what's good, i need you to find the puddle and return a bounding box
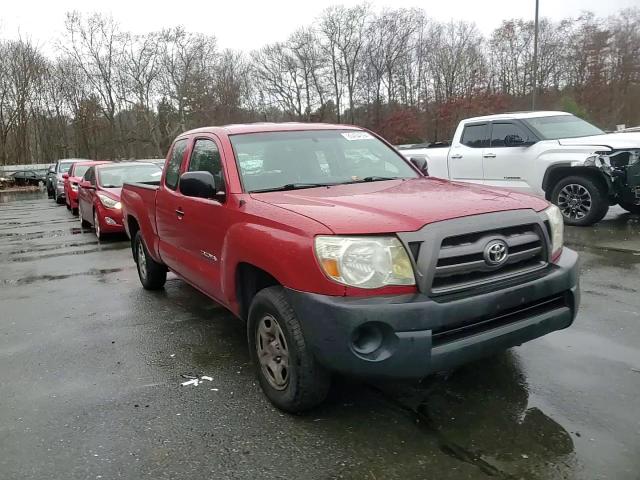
[0,266,133,286]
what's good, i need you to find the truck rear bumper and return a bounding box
[286,248,579,379]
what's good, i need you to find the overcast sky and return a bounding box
[0,0,637,53]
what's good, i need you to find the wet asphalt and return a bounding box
[0,190,638,480]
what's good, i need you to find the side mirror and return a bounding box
[409,157,429,176]
[62,173,69,179]
[179,171,217,199]
[505,134,527,147]
[79,180,94,190]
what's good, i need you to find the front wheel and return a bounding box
[550,175,609,226]
[248,286,330,413]
[94,210,103,240]
[619,201,640,215]
[134,231,167,290]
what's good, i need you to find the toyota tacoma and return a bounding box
[121,123,579,412]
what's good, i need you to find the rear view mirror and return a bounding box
[79,180,94,189]
[62,173,69,179]
[409,157,429,176]
[179,171,217,199]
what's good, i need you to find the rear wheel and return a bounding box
[134,231,167,290]
[619,201,640,215]
[248,286,330,413]
[551,175,609,226]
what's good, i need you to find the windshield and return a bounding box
[59,162,74,173]
[523,115,605,140]
[73,165,91,178]
[97,164,162,188]
[230,130,418,193]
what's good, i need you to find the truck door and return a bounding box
[156,138,189,272]
[448,122,488,184]
[176,136,230,302]
[483,121,537,194]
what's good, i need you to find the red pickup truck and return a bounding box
[121,123,579,412]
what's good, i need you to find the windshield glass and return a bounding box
[523,115,605,140]
[230,130,418,193]
[97,164,162,188]
[73,165,91,178]
[59,162,74,173]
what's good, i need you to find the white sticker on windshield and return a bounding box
[341,131,373,141]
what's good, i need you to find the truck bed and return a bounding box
[121,182,159,255]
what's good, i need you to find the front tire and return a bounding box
[94,210,103,240]
[248,286,330,413]
[619,201,640,215]
[134,231,167,290]
[550,175,609,226]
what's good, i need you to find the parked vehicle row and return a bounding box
[77,162,162,239]
[400,111,640,226]
[119,122,580,413]
[49,159,162,240]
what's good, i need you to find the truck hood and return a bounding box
[558,132,640,149]
[251,178,549,234]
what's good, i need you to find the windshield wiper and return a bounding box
[344,176,401,184]
[250,182,333,193]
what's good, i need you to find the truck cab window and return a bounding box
[460,124,489,148]
[188,139,225,192]
[165,139,188,190]
[490,123,531,147]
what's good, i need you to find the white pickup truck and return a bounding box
[400,111,640,226]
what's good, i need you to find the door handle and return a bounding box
[450,154,463,159]
[175,208,185,218]
[483,153,496,158]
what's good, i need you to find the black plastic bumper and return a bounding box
[286,248,579,379]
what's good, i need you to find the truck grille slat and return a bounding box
[397,210,552,298]
[431,223,548,296]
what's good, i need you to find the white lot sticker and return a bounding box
[341,131,373,141]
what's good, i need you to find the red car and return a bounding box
[78,162,162,239]
[63,161,110,213]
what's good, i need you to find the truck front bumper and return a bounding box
[286,248,579,379]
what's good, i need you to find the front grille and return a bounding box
[431,294,568,346]
[431,223,547,295]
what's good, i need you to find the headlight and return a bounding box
[543,204,564,258]
[314,236,415,289]
[57,179,64,186]
[71,183,78,192]
[97,193,121,209]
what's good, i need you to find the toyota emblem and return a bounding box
[483,239,508,266]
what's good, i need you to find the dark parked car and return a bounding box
[11,170,45,186]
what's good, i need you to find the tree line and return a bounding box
[0,6,638,165]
